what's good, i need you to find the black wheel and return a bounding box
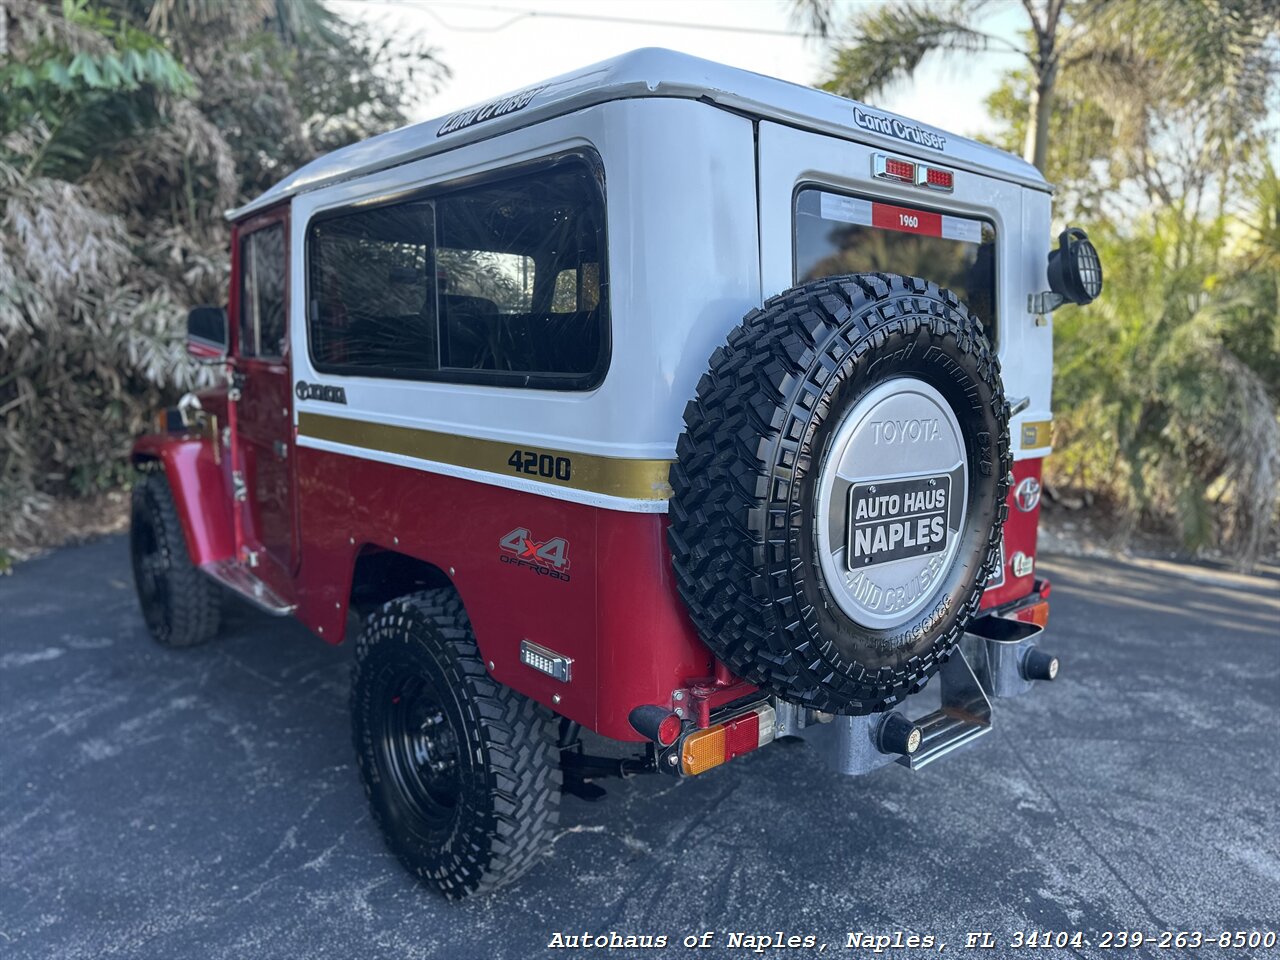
[352,589,561,899]
[669,274,1010,714]
[130,468,221,647]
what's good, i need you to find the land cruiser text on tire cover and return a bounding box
[128,50,1105,898]
[670,274,1011,714]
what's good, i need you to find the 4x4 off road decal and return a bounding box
[848,475,951,569]
[499,527,570,582]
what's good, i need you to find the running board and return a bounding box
[898,648,993,769]
[200,560,296,616]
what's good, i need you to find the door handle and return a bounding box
[273,439,288,459]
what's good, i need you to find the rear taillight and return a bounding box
[680,704,776,776]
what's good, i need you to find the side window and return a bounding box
[306,156,608,390]
[308,202,436,375]
[239,223,287,359]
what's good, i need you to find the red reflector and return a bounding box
[723,712,760,760]
[925,168,953,189]
[884,157,915,181]
[657,713,682,746]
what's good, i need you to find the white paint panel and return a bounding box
[288,98,761,480]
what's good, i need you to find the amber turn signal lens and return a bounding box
[682,726,727,776]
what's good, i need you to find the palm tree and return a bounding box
[797,0,1279,176]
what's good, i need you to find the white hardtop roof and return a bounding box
[229,47,1046,221]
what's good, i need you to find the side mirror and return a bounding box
[1046,227,1103,306]
[187,305,229,361]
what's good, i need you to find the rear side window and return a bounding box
[306,155,608,389]
[794,188,997,344]
[239,223,287,359]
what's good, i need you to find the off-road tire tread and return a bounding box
[131,468,221,647]
[353,588,561,899]
[669,273,1010,712]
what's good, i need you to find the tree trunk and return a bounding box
[1024,74,1055,173]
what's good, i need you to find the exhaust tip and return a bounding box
[1023,648,1059,681]
[877,711,923,756]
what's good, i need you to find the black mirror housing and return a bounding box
[187,305,229,361]
[1047,227,1103,306]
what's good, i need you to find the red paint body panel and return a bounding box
[291,446,727,741]
[131,433,235,567]
[980,457,1042,610]
[133,418,1042,741]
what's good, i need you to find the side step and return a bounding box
[897,650,992,770]
[200,560,296,616]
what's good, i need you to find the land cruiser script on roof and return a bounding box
[128,48,1104,900]
[853,106,947,151]
[437,85,546,137]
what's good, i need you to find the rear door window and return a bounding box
[794,188,997,344]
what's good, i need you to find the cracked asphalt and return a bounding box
[1,534,1277,960]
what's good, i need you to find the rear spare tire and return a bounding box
[669,274,1010,714]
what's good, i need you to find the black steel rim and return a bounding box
[378,676,461,828]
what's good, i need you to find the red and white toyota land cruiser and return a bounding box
[130,50,1103,898]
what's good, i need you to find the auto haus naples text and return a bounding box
[849,477,950,567]
[545,930,942,951]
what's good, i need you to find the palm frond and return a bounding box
[822,1,1010,100]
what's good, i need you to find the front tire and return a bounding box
[351,589,561,899]
[130,469,221,648]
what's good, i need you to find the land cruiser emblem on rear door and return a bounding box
[852,106,947,151]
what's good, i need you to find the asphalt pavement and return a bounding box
[1,535,1277,960]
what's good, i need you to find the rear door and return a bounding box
[232,206,297,593]
[756,122,1024,356]
[757,121,1053,601]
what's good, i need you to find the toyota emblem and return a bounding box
[1014,476,1042,513]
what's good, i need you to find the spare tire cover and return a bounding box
[669,274,1010,714]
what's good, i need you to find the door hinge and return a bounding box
[232,470,247,502]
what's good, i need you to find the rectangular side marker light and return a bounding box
[680,704,776,776]
[519,639,572,682]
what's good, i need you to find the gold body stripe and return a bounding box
[298,412,674,501]
[1020,419,1054,449]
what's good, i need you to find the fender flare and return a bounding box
[131,434,234,567]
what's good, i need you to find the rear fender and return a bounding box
[131,433,234,566]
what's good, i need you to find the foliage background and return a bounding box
[2,0,1278,570]
[0,0,443,564]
